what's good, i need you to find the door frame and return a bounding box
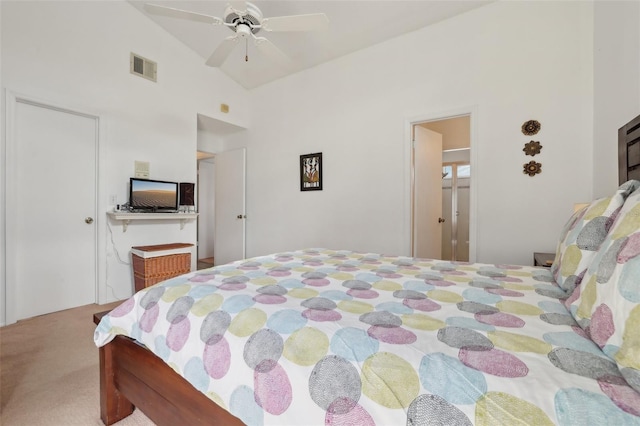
[404,106,478,262]
[3,90,105,325]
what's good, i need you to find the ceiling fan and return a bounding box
[144,2,329,67]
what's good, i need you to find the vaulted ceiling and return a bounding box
[128,1,492,89]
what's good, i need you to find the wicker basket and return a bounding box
[131,243,193,292]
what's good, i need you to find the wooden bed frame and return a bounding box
[93,312,243,425]
[95,113,640,426]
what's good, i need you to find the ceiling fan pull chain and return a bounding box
[245,38,249,62]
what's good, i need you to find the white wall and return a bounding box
[0,1,250,323]
[245,1,595,265]
[593,0,640,197]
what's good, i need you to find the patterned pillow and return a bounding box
[566,183,640,393]
[550,180,639,294]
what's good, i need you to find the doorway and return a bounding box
[196,114,247,268]
[197,153,216,269]
[195,148,246,268]
[442,158,470,261]
[5,94,99,324]
[410,112,474,261]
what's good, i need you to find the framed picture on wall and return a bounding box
[300,152,323,191]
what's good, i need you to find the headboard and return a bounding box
[619,113,640,184]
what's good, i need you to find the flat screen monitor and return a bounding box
[129,178,178,212]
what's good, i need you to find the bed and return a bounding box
[94,116,640,426]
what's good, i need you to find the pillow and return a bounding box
[567,182,640,393]
[550,180,639,295]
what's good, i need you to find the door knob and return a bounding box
[85,217,94,224]
[438,217,445,223]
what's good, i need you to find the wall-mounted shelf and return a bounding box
[107,212,198,232]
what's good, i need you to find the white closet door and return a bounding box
[8,99,97,322]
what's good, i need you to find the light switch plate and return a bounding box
[135,161,150,178]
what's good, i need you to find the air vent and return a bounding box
[130,53,157,82]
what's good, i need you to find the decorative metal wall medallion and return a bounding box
[523,140,542,156]
[523,161,542,176]
[521,120,541,136]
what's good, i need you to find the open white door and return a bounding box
[214,148,246,265]
[413,126,443,259]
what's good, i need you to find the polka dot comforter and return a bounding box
[94,248,640,425]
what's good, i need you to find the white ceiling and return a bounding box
[128,1,492,89]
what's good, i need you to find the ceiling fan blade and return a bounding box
[206,37,239,67]
[144,3,223,25]
[261,13,329,32]
[253,37,293,69]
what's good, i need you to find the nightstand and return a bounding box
[534,252,555,268]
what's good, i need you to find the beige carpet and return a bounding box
[0,302,154,425]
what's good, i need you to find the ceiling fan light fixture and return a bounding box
[236,23,252,38]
